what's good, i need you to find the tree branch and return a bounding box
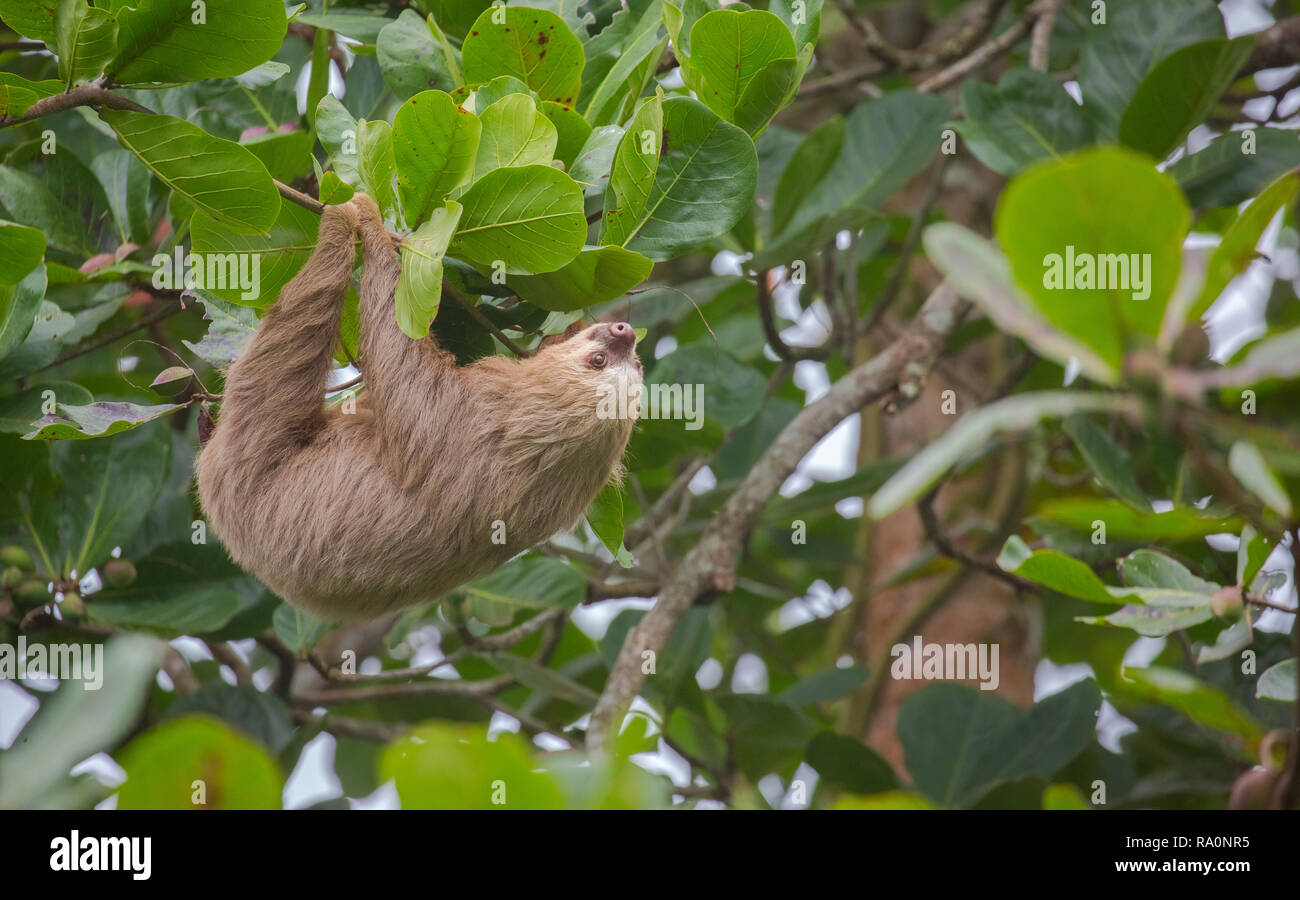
[586,283,968,751]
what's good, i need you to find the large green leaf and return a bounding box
[1257,658,1298,703]
[685,9,797,135]
[472,93,558,179]
[601,96,757,259]
[868,391,1139,519]
[957,68,1093,177]
[377,9,462,100]
[109,0,287,86]
[462,555,585,610]
[599,92,663,247]
[1118,37,1256,161]
[922,223,1119,384]
[1170,129,1300,208]
[0,73,62,118]
[580,0,667,126]
[647,341,766,428]
[461,6,584,104]
[396,200,463,339]
[0,634,162,810]
[771,116,842,236]
[24,399,185,440]
[995,147,1189,368]
[190,200,320,307]
[102,108,279,235]
[777,90,948,240]
[117,716,283,809]
[1076,0,1225,140]
[89,540,264,636]
[0,262,47,364]
[357,119,397,219]
[1120,666,1262,739]
[393,90,481,226]
[449,164,586,274]
[54,0,117,87]
[510,246,653,311]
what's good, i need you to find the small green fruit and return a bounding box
[0,545,33,570]
[2,567,23,589]
[60,592,85,616]
[102,559,138,588]
[14,579,50,607]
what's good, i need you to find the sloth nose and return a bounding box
[606,322,635,351]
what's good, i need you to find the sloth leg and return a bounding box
[216,202,360,457]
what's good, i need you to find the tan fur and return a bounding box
[196,194,640,621]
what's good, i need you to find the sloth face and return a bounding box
[580,322,642,377]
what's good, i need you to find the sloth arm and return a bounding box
[215,202,359,473]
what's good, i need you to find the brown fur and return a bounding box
[196,194,640,621]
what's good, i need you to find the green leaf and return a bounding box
[570,124,624,198]
[463,555,585,609]
[1257,658,1297,703]
[24,399,185,440]
[396,201,462,339]
[585,480,627,559]
[357,119,397,220]
[599,92,663,248]
[1035,497,1239,542]
[1079,603,1214,637]
[295,12,390,43]
[778,90,949,240]
[580,0,667,126]
[273,603,334,653]
[1228,441,1292,519]
[190,200,320,307]
[487,652,599,706]
[54,0,117,88]
[1120,666,1262,739]
[995,147,1189,369]
[0,73,62,118]
[1170,128,1300,208]
[1119,37,1256,161]
[180,292,255,369]
[715,694,816,779]
[511,245,653,311]
[377,9,462,100]
[461,6,584,104]
[602,96,757,259]
[922,223,1120,384]
[473,93,558,180]
[89,540,263,636]
[780,666,868,706]
[117,716,283,809]
[647,341,766,428]
[1077,0,1225,140]
[540,100,591,168]
[102,108,279,235]
[0,262,46,364]
[381,722,564,809]
[449,164,586,274]
[868,392,1138,519]
[0,0,58,42]
[0,381,91,435]
[685,9,797,135]
[315,94,360,188]
[899,681,1100,808]
[1062,414,1148,509]
[165,684,295,753]
[1119,549,1218,593]
[110,0,287,86]
[394,90,480,227]
[956,68,1093,177]
[1190,172,1300,323]
[805,732,897,795]
[0,634,162,810]
[1236,524,1271,590]
[771,116,842,236]
[997,535,1133,605]
[240,129,313,183]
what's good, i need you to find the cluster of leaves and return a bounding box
[1,0,1299,810]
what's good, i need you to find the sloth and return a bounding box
[196,194,641,621]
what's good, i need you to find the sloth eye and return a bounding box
[590,352,608,369]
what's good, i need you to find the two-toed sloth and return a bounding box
[196,195,641,621]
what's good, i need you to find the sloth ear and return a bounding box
[537,319,586,350]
